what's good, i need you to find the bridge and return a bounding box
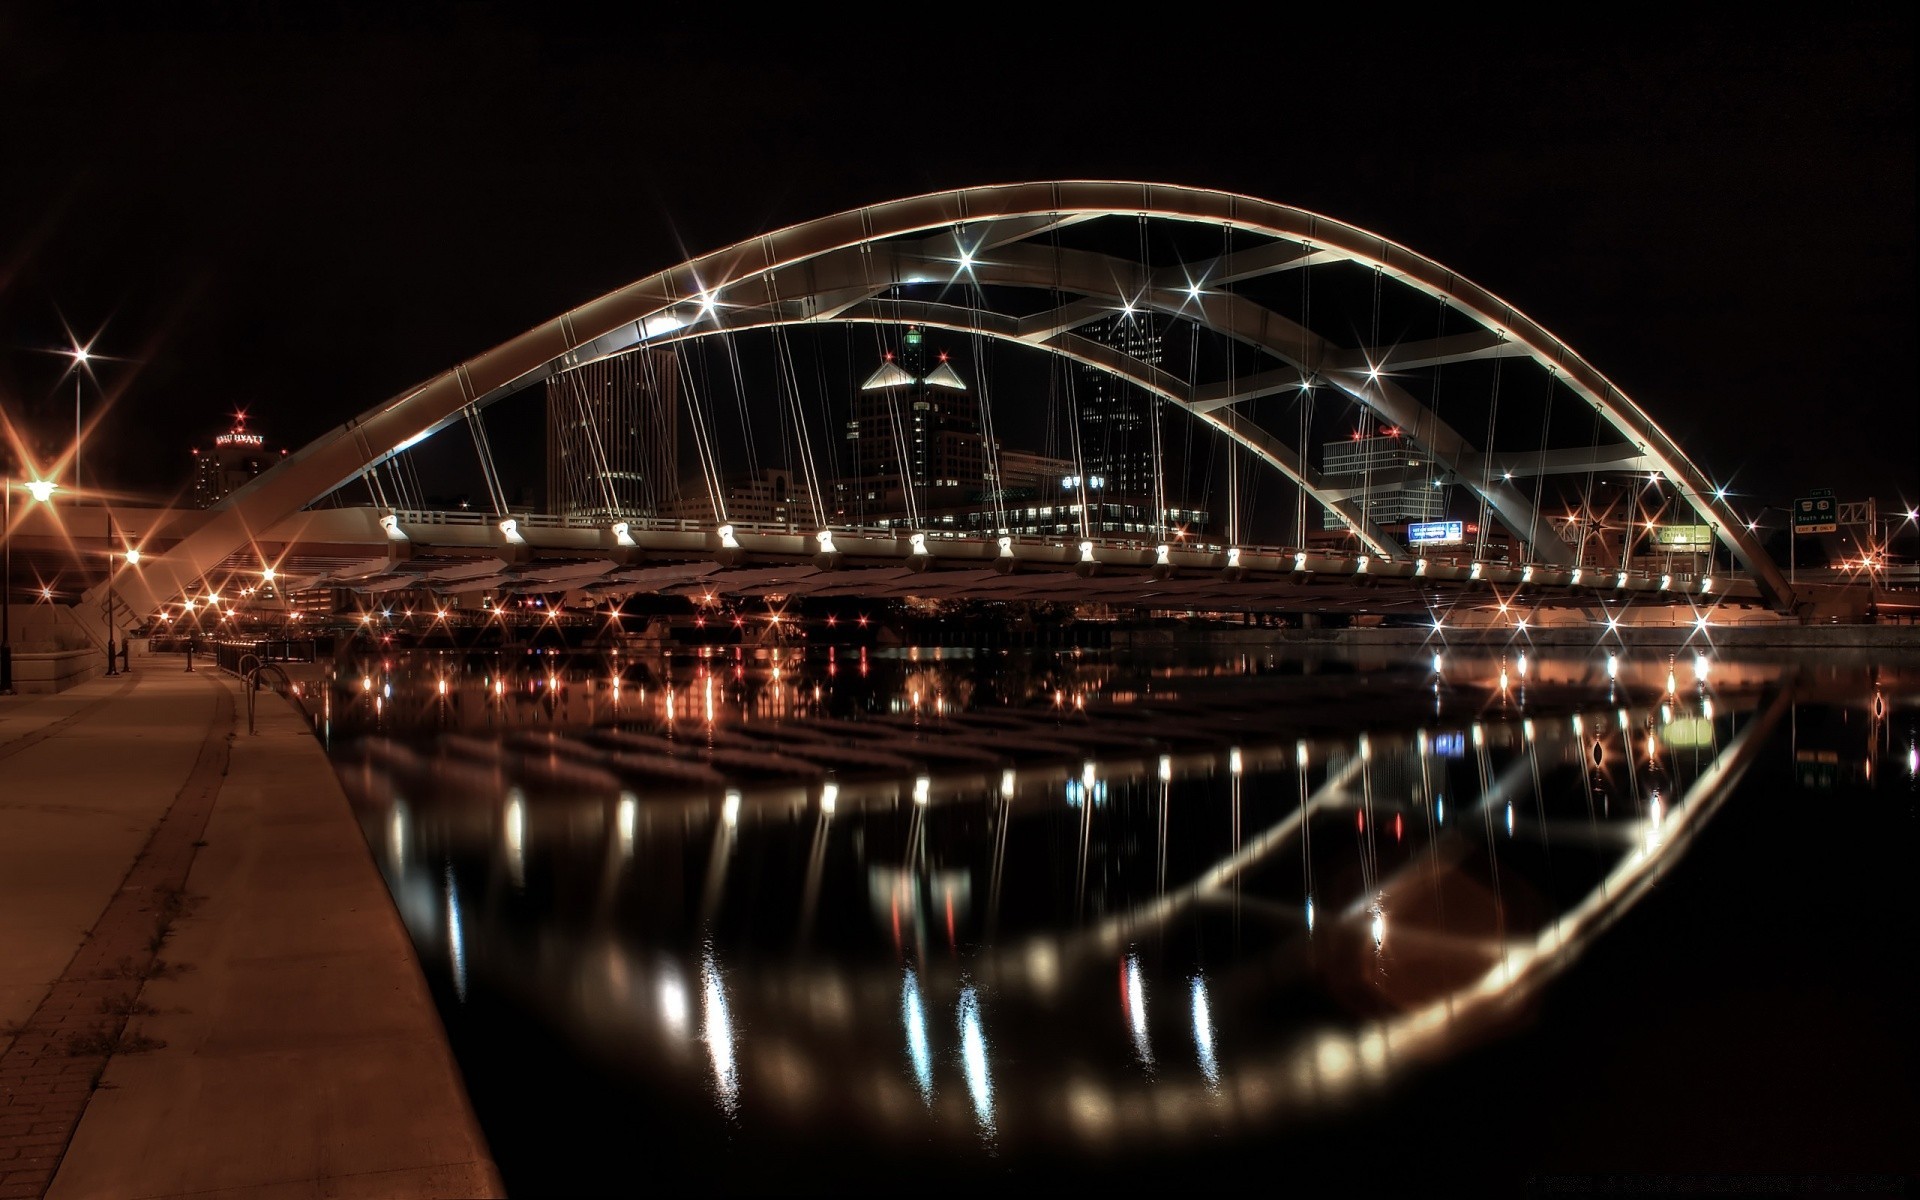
[21,182,1906,636]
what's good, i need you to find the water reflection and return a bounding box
[701,946,739,1118]
[957,983,993,1138]
[330,644,1917,1181]
[902,968,933,1105]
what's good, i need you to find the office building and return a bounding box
[546,348,680,520]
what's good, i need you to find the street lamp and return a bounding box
[65,343,92,502]
[3,475,56,695]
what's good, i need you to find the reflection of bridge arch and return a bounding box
[366,689,1788,1159]
[107,182,1793,616]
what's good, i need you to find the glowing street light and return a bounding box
[3,475,59,693]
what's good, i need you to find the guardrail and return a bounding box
[207,640,318,734]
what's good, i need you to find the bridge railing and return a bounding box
[365,507,1738,594]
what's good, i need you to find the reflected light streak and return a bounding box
[658,969,690,1041]
[617,793,637,857]
[388,800,408,869]
[504,789,526,886]
[1124,953,1152,1069]
[701,948,740,1117]
[1191,976,1220,1090]
[445,868,467,1003]
[902,968,934,1104]
[958,985,994,1135]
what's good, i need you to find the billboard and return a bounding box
[1408,520,1465,546]
[1654,524,1714,549]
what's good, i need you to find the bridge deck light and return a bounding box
[26,479,55,502]
[124,548,141,565]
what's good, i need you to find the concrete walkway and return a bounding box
[0,657,502,1199]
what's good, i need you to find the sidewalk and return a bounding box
[0,657,501,1199]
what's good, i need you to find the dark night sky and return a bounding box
[1,4,1912,516]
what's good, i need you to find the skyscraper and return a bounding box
[190,413,282,508]
[1076,312,1163,500]
[546,347,681,520]
[841,326,984,521]
[1318,430,1446,531]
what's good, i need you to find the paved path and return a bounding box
[0,658,502,1199]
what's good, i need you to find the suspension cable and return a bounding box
[1527,366,1558,560]
[465,404,508,517]
[1474,357,1505,562]
[763,269,829,530]
[677,339,728,526]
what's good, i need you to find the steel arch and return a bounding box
[105,182,1792,616]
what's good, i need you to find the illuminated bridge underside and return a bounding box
[99,181,1792,618]
[261,507,1761,611]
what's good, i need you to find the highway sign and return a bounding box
[1794,494,1837,534]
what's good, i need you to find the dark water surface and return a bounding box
[314,643,1918,1195]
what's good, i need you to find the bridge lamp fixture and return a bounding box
[261,566,275,581]
[26,479,55,503]
[124,548,140,565]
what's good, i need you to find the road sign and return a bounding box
[1408,520,1464,546]
[1794,495,1837,534]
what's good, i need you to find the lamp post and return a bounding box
[69,344,90,503]
[3,476,56,695]
[104,507,119,676]
[3,474,13,695]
